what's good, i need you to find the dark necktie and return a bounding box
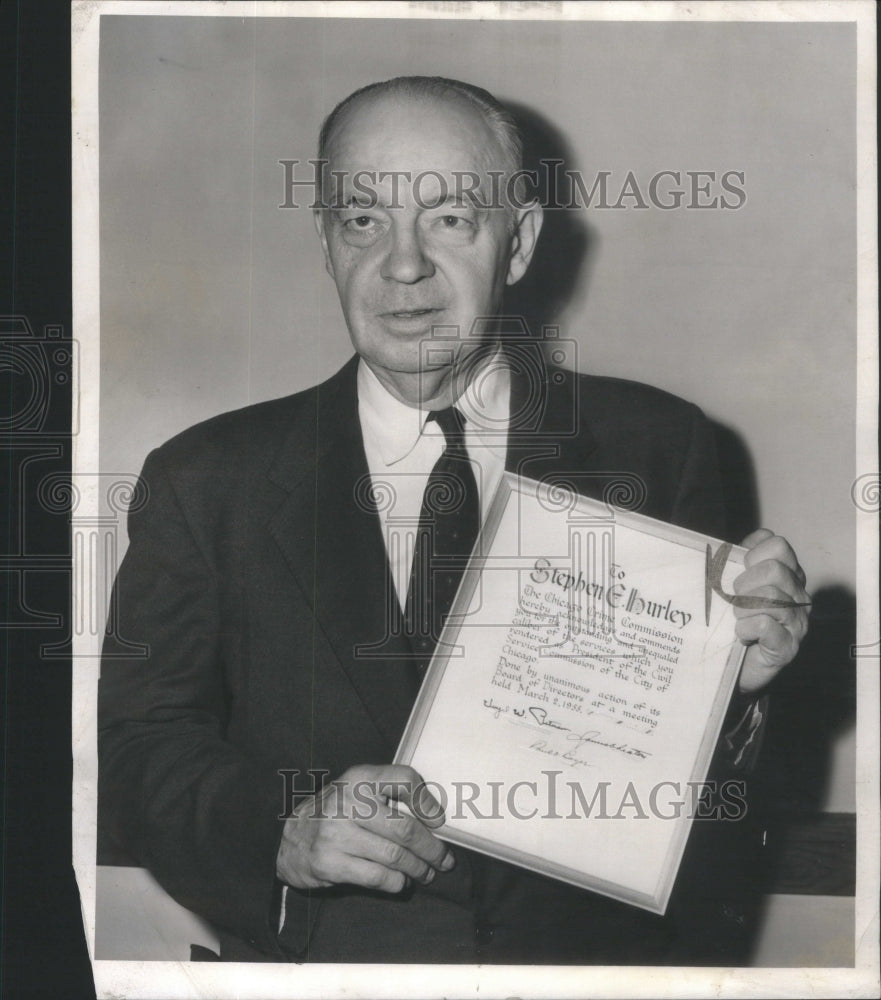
[404,406,481,671]
[400,407,485,913]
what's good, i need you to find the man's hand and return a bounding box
[276,764,455,894]
[734,528,810,694]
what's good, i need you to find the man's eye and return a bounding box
[440,215,469,228]
[338,213,387,246]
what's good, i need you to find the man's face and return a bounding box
[315,92,539,400]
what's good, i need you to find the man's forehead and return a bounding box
[325,90,506,180]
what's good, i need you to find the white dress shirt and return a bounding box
[357,351,511,609]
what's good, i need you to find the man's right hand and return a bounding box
[276,764,455,893]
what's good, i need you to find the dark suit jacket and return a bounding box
[99,352,758,964]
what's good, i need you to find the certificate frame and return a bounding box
[396,471,748,914]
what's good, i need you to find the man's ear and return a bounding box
[313,209,335,279]
[505,200,544,286]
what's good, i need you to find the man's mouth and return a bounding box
[383,308,440,319]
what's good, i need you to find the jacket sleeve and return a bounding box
[98,447,288,958]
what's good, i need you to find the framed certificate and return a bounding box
[396,472,747,914]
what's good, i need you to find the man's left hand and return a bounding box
[734,528,811,694]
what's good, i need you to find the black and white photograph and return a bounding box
[60,2,879,997]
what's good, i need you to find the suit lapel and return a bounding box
[261,351,606,753]
[504,348,598,485]
[265,357,417,751]
[506,355,651,510]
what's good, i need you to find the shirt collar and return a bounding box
[357,360,429,467]
[357,351,511,467]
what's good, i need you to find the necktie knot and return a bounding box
[429,406,467,452]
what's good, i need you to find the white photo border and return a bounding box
[72,2,879,997]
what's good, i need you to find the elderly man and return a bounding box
[99,76,809,964]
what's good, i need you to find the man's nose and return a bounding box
[380,221,435,283]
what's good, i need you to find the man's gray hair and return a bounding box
[317,76,525,212]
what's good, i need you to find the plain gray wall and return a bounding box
[98,15,856,810]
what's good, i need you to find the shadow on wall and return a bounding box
[503,100,595,340]
[668,426,856,964]
[747,584,857,964]
[710,418,857,821]
[755,584,857,815]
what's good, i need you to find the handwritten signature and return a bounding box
[482,700,652,760]
[482,698,510,719]
[566,730,650,759]
[527,706,569,730]
[529,739,594,769]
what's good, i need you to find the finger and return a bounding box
[733,560,810,604]
[322,851,411,895]
[742,534,797,570]
[340,765,454,869]
[374,765,447,829]
[738,621,798,693]
[346,824,440,885]
[338,764,444,826]
[735,614,799,664]
[740,528,774,550]
[361,808,454,872]
[741,533,805,584]
[738,649,785,693]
